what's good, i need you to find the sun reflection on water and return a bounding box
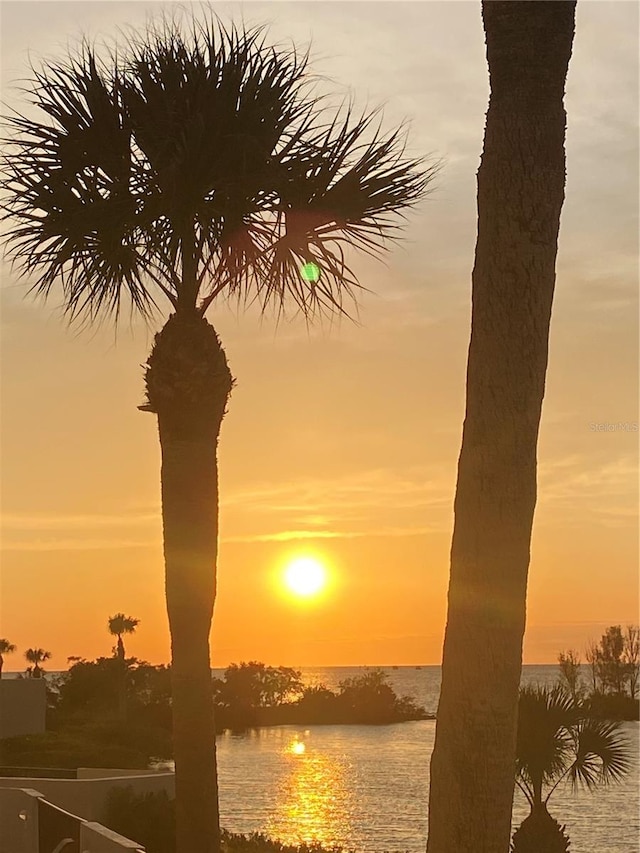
[290,739,306,755]
[266,735,354,848]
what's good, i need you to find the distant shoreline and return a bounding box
[1,663,562,677]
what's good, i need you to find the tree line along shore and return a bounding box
[0,623,637,853]
[0,621,637,774]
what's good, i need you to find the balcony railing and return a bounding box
[0,787,145,853]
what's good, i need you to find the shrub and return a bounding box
[221,832,347,852]
[104,786,175,853]
[214,665,427,729]
[584,692,639,721]
[0,730,149,770]
[336,669,427,724]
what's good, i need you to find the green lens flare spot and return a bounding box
[300,262,320,283]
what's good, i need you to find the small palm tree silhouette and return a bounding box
[24,648,51,678]
[512,684,632,852]
[107,613,140,661]
[0,638,17,677]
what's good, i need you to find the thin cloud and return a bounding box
[1,468,451,551]
[3,467,451,526]
[222,467,452,515]
[4,452,635,550]
[537,453,638,526]
[1,538,157,552]
[222,526,434,544]
[539,454,637,500]
[0,511,160,531]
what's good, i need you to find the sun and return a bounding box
[283,556,327,598]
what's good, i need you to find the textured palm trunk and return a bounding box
[143,311,233,853]
[115,637,127,722]
[426,4,576,852]
[117,661,129,725]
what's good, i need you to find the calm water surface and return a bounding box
[22,666,640,850]
[209,666,639,853]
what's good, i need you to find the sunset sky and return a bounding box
[0,1,637,670]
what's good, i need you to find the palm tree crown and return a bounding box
[516,684,632,808]
[0,638,17,677]
[24,647,51,677]
[0,16,434,326]
[108,613,139,661]
[0,638,16,655]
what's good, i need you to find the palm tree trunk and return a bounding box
[117,660,127,724]
[426,4,576,852]
[161,425,221,853]
[144,312,233,853]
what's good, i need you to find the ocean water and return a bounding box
[216,721,639,853]
[208,666,638,852]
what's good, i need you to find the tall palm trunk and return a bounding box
[143,311,233,853]
[426,3,576,851]
[115,634,127,723]
[117,659,127,724]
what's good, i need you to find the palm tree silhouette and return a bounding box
[511,684,632,852]
[107,613,139,724]
[0,639,17,677]
[108,613,139,661]
[24,648,51,678]
[427,4,577,849]
[1,14,434,852]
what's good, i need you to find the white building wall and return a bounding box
[0,772,175,823]
[0,788,147,852]
[0,788,41,853]
[81,821,145,852]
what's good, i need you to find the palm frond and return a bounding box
[24,648,51,663]
[200,98,437,318]
[569,718,633,791]
[2,12,436,325]
[516,683,634,812]
[1,44,170,323]
[515,685,579,792]
[108,613,140,635]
